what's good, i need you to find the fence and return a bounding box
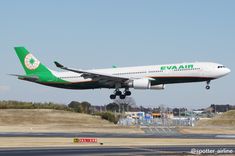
[118,117,196,127]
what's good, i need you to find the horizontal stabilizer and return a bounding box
[9,74,39,82]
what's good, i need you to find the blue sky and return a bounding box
[0,0,234,109]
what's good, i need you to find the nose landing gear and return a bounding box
[206,81,211,90]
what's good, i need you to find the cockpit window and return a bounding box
[218,66,225,68]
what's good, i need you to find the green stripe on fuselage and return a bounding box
[32,71,68,83]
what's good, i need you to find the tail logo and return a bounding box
[24,54,40,70]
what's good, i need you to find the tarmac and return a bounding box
[0,128,234,155]
[0,132,234,139]
[0,145,234,156]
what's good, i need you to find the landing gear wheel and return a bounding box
[124,91,131,96]
[120,94,126,99]
[206,81,211,90]
[115,90,122,96]
[110,94,116,99]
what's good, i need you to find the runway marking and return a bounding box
[216,135,235,138]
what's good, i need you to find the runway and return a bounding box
[0,132,234,139]
[0,132,234,155]
[0,145,234,156]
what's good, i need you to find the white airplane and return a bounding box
[13,47,231,99]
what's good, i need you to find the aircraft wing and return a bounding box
[54,62,130,85]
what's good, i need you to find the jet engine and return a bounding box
[132,78,150,89]
[129,78,165,90]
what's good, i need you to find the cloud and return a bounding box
[0,85,10,92]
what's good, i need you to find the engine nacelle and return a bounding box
[129,79,165,90]
[132,78,151,89]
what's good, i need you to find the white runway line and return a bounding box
[216,135,235,138]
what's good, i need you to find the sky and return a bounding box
[0,0,234,109]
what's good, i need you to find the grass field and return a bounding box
[196,110,235,127]
[180,110,235,134]
[0,109,142,133]
[0,109,234,134]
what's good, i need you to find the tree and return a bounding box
[80,101,91,114]
[68,101,91,113]
[68,101,82,113]
[113,97,137,108]
[113,97,137,112]
[106,103,119,112]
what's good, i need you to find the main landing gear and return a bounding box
[206,80,211,90]
[110,88,131,100]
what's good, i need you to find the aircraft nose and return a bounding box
[223,68,231,76]
[217,67,231,78]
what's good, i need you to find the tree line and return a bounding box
[0,100,69,110]
[0,100,120,124]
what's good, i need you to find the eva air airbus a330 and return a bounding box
[12,47,231,99]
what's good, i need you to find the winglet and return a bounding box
[54,61,64,68]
